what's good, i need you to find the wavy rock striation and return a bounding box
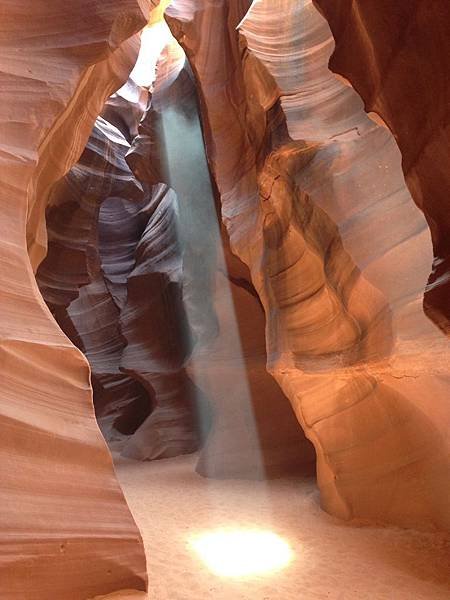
[117,182,200,460]
[37,105,153,444]
[167,0,450,528]
[38,88,201,460]
[0,1,151,597]
[314,0,450,333]
[128,24,316,478]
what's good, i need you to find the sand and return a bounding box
[97,453,449,600]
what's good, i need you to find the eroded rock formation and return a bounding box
[1,2,449,598]
[38,19,315,477]
[128,25,316,477]
[0,1,151,597]
[37,90,200,460]
[166,0,450,529]
[314,0,450,333]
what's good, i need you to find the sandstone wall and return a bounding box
[167,0,450,529]
[314,0,450,333]
[0,1,152,597]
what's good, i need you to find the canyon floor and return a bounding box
[97,453,449,600]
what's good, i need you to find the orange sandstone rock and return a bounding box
[314,0,450,333]
[0,1,152,597]
[167,0,450,529]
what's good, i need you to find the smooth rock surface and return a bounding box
[167,0,450,529]
[38,103,200,459]
[314,0,450,333]
[0,1,152,597]
[129,22,316,478]
[1,5,449,600]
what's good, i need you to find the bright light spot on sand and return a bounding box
[189,529,293,577]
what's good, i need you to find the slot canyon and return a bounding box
[0,1,449,599]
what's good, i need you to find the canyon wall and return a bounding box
[37,96,200,461]
[1,6,449,600]
[38,21,315,478]
[128,28,317,478]
[167,0,450,529]
[0,1,151,597]
[314,0,450,333]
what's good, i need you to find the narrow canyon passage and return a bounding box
[97,453,449,600]
[1,1,449,599]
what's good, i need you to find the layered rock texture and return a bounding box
[166,0,450,529]
[314,0,450,334]
[127,27,316,478]
[1,1,449,597]
[37,20,315,477]
[0,1,151,598]
[37,91,200,461]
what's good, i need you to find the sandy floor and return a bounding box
[100,454,449,600]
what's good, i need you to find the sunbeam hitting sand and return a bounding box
[1,1,449,599]
[91,453,450,600]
